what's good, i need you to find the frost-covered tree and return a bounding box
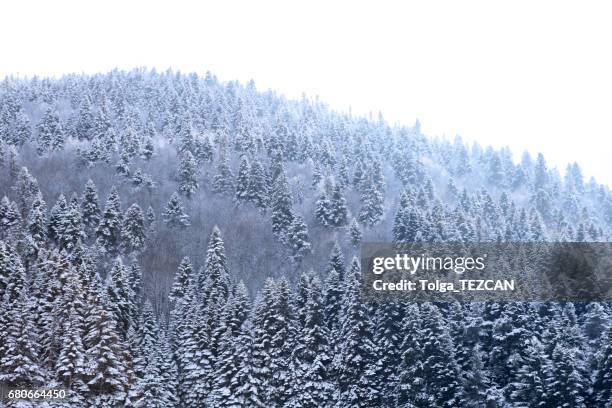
[247,159,268,210]
[235,155,251,202]
[169,256,193,304]
[121,203,146,254]
[252,278,296,406]
[270,167,294,240]
[212,151,234,195]
[37,106,64,155]
[96,187,123,256]
[177,150,198,198]
[286,214,311,263]
[348,218,362,248]
[81,179,102,237]
[162,192,190,228]
[358,174,384,227]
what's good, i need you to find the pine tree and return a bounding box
[270,168,294,240]
[27,192,47,246]
[84,305,131,405]
[358,174,384,227]
[200,225,231,303]
[162,192,190,228]
[12,109,32,146]
[288,275,332,407]
[348,218,362,248]
[121,204,146,254]
[193,134,213,164]
[127,257,143,318]
[315,192,332,227]
[545,343,588,408]
[252,278,296,406]
[169,256,193,304]
[115,149,132,178]
[207,283,259,407]
[212,151,234,195]
[0,289,44,386]
[47,194,69,245]
[37,106,64,155]
[96,187,123,255]
[420,303,463,407]
[146,206,157,233]
[134,300,159,378]
[55,303,87,392]
[534,153,549,189]
[461,345,494,408]
[177,150,198,198]
[328,183,348,227]
[81,179,102,238]
[286,214,311,263]
[13,166,40,218]
[141,136,155,161]
[395,304,427,407]
[507,336,549,407]
[247,159,268,210]
[323,244,346,334]
[235,155,251,202]
[333,258,382,406]
[105,257,134,338]
[61,197,86,250]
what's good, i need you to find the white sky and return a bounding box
[1,0,611,184]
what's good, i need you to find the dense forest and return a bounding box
[0,68,611,407]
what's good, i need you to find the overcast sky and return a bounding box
[1,0,610,184]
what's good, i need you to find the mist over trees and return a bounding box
[0,68,611,407]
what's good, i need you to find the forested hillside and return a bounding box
[0,68,611,407]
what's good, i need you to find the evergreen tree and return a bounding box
[270,167,294,240]
[288,275,332,407]
[84,305,131,406]
[177,150,198,198]
[48,194,69,245]
[323,244,346,334]
[96,186,123,256]
[333,258,382,407]
[348,218,362,248]
[105,257,134,338]
[55,303,87,392]
[252,278,296,406]
[193,134,214,164]
[315,192,332,227]
[247,159,268,210]
[418,302,463,407]
[27,192,47,246]
[0,289,44,386]
[200,225,231,302]
[235,155,251,202]
[328,184,348,227]
[61,197,86,250]
[545,343,589,408]
[162,192,190,228]
[121,204,146,254]
[37,106,64,155]
[212,152,234,195]
[286,214,311,263]
[169,256,193,304]
[81,179,102,238]
[141,136,155,161]
[358,174,384,227]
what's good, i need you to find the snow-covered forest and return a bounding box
[0,68,611,407]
